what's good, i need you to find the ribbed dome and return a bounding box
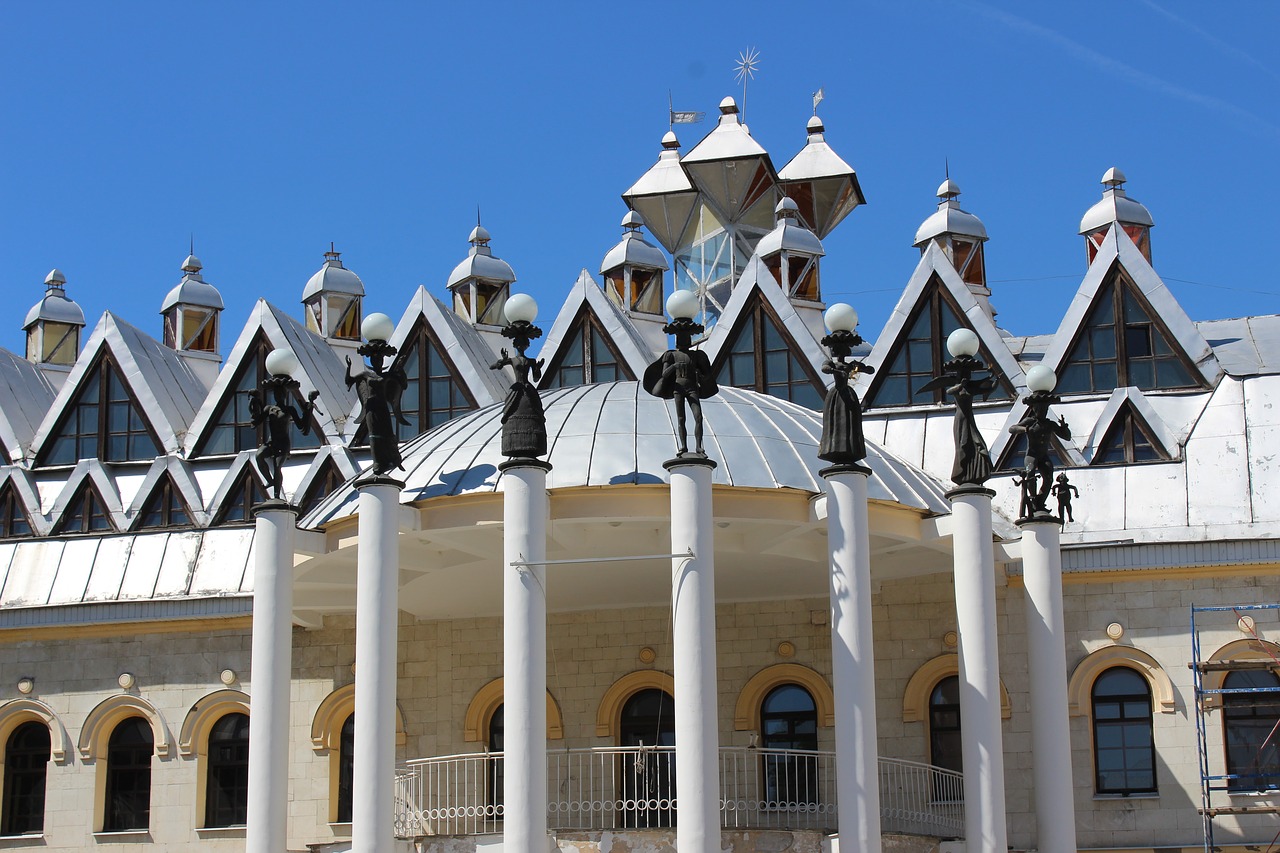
[302,382,951,527]
[599,212,669,274]
[24,270,86,329]
[302,251,366,300]
[1079,168,1154,234]
[447,226,516,289]
[913,181,988,247]
[160,255,224,312]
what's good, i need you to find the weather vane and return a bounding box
[812,87,824,115]
[734,47,760,121]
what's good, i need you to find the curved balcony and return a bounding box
[394,746,964,841]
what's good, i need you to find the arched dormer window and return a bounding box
[541,309,633,389]
[865,281,1011,408]
[1057,268,1201,395]
[713,296,824,409]
[134,475,192,530]
[2,721,51,835]
[194,336,321,457]
[39,356,160,466]
[1092,667,1157,795]
[54,481,114,534]
[0,484,33,539]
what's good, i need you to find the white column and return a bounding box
[948,487,1008,853]
[352,476,403,853]
[246,501,297,853]
[821,465,882,852]
[1020,518,1077,853]
[666,457,720,853]
[500,460,551,853]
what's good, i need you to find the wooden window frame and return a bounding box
[711,296,825,403]
[133,475,193,530]
[37,353,162,467]
[0,484,34,539]
[540,307,634,389]
[1092,403,1170,467]
[54,481,115,535]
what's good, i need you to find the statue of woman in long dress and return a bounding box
[346,351,410,475]
[490,344,547,459]
[818,355,874,465]
[920,353,996,487]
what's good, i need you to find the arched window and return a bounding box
[929,675,963,773]
[205,713,249,828]
[619,689,675,828]
[760,684,819,807]
[1223,669,1280,792]
[2,721,50,835]
[335,714,355,824]
[487,705,504,820]
[104,717,153,831]
[1092,667,1156,795]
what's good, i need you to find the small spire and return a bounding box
[44,269,67,294]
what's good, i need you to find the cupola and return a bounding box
[24,269,86,367]
[1079,167,1154,265]
[913,179,991,315]
[756,197,825,302]
[622,132,698,257]
[601,211,668,315]
[776,113,865,238]
[302,245,365,340]
[161,254,223,354]
[447,224,516,326]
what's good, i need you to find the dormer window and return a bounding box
[541,309,632,389]
[601,212,668,315]
[55,482,113,534]
[135,476,192,529]
[27,321,80,365]
[391,323,477,439]
[452,282,509,327]
[713,296,823,409]
[763,253,820,302]
[0,484,33,538]
[948,237,985,289]
[1093,404,1169,465]
[164,306,219,352]
[40,356,161,466]
[301,248,365,341]
[215,469,267,525]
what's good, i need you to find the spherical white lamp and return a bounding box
[1025,364,1057,393]
[946,328,980,358]
[361,312,395,343]
[824,303,858,333]
[504,293,538,324]
[264,348,300,378]
[666,289,699,320]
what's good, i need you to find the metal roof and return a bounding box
[1197,315,1280,377]
[302,381,952,527]
[776,117,856,182]
[24,273,86,329]
[0,348,56,462]
[446,228,517,290]
[914,197,989,247]
[755,210,826,258]
[1079,186,1154,234]
[681,98,769,163]
[301,253,366,300]
[600,214,669,273]
[160,255,224,312]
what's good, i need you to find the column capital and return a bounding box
[252,499,299,518]
[1016,513,1064,530]
[354,473,405,490]
[662,455,718,472]
[819,462,872,479]
[498,457,553,473]
[945,484,996,501]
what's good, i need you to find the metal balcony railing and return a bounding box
[394,747,964,840]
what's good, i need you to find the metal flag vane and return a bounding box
[734,47,760,122]
[668,91,704,128]
[812,87,824,115]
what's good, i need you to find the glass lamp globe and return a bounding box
[361,313,395,343]
[504,294,538,324]
[946,328,980,358]
[666,289,699,320]
[1025,365,1057,393]
[264,348,300,378]
[824,303,858,333]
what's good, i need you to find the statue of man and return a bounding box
[644,318,718,457]
[249,381,319,500]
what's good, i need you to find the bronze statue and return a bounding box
[346,344,409,476]
[1053,472,1079,522]
[818,323,874,465]
[1009,394,1071,518]
[920,345,996,487]
[490,312,548,460]
[248,379,319,500]
[643,311,718,457]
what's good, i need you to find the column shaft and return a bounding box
[246,504,296,853]
[352,479,402,853]
[668,459,719,853]
[1020,520,1077,853]
[949,489,1008,853]
[822,468,882,852]
[502,462,550,852]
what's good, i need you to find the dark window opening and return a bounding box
[0,484,33,539]
[205,713,250,828]
[391,325,478,440]
[760,684,819,807]
[541,310,633,389]
[215,470,267,525]
[55,482,114,534]
[298,460,345,517]
[104,717,153,831]
[1224,669,1280,792]
[40,356,161,466]
[487,705,504,820]
[619,689,675,828]
[135,476,191,529]
[713,297,824,409]
[1094,405,1168,466]
[336,714,355,823]
[1092,667,1157,795]
[1,721,50,835]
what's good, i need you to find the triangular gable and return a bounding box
[858,242,1023,405]
[185,301,354,455]
[344,287,506,443]
[295,447,359,515]
[1083,387,1179,465]
[989,396,1087,470]
[30,313,205,462]
[0,348,56,464]
[1040,224,1221,393]
[125,456,208,528]
[0,468,48,537]
[703,256,828,383]
[537,270,655,388]
[206,452,268,524]
[48,459,127,533]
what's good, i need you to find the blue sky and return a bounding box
[2,2,1277,358]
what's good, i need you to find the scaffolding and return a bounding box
[1190,603,1280,852]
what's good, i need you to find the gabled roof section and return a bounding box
[205,451,267,523]
[0,468,49,536]
[1198,315,1280,377]
[295,446,359,515]
[29,313,206,460]
[536,270,657,387]
[703,256,827,380]
[1040,224,1221,391]
[0,348,56,463]
[1083,387,1179,464]
[185,300,355,455]
[125,456,208,528]
[857,242,1024,402]
[48,460,127,533]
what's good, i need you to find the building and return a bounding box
[1,94,1278,853]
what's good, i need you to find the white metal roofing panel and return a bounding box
[189,527,253,595]
[0,348,56,460]
[153,531,202,597]
[1186,431,1252,527]
[1200,315,1280,377]
[119,533,171,599]
[1123,463,1188,530]
[82,536,134,602]
[777,136,855,182]
[47,537,101,604]
[0,543,15,598]
[2,540,63,606]
[682,111,769,163]
[624,145,695,198]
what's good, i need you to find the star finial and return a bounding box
[734,47,761,121]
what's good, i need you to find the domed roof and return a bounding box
[600,212,669,274]
[1079,167,1154,234]
[301,382,951,527]
[913,181,988,247]
[302,248,366,301]
[160,254,224,312]
[755,197,825,258]
[24,269,86,329]
[447,226,516,290]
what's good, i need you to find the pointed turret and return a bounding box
[162,254,224,352]
[601,211,668,316]
[623,131,698,256]
[1080,167,1154,265]
[756,197,825,302]
[302,245,365,341]
[447,224,516,327]
[914,179,992,317]
[24,269,86,369]
[777,114,865,238]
